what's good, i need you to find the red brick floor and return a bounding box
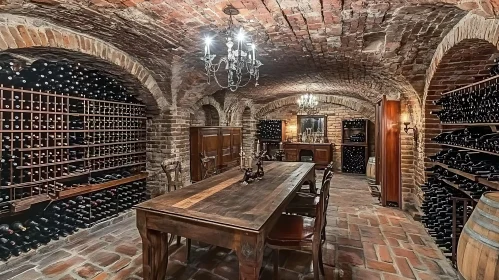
[0,173,458,280]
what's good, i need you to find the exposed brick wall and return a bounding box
[202,105,220,126]
[189,96,227,126]
[260,103,374,172]
[0,14,168,112]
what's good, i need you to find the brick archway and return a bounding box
[0,14,167,112]
[255,95,375,120]
[417,13,499,206]
[190,96,227,126]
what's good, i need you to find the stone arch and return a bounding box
[231,99,257,125]
[418,12,499,206]
[255,95,375,120]
[0,14,168,112]
[190,96,227,126]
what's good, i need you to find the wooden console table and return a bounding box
[282,142,334,168]
[134,162,316,280]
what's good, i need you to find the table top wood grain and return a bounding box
[135,162,315,232]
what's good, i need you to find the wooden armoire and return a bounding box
[375,96,401,207]
[190,126,242,182]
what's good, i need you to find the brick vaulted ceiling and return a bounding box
[0,0,479,107]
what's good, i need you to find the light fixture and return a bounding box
[401,109,418,142]
[201,4,263,92]
[297,89,319,115]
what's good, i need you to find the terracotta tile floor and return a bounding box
[0,173,458,280]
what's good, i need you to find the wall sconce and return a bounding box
[401,111,418,142]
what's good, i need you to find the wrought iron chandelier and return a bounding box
[297,93,319,115]
[201,4,263,92]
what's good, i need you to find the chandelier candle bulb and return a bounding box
[252,44,255,63]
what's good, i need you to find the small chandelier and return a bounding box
[201,4,263,92]
[297,93,319,115]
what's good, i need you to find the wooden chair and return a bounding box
[286,168,333,217]
[267,176,332,279]
[200,152,217,179]
[160,160,192,260]
[297,162,333,194]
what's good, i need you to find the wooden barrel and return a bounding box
[366,157,375,180]
[457,192,499,280]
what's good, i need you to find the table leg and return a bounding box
[236,234,264,280]
[137,211,169,280]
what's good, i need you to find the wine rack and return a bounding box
[341,119,368,173]
[342,146,366,174]
[0,59,147,215]
[257,120,285,142]
[0,58,149,261]
[0,86,147,213]
[0,179,146,261]
[425,73,499,265]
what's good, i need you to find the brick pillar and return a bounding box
[146,106,191,197]
[400,100,416,210]
[242,108,256,156]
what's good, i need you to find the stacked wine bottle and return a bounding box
[420,175,473,259]
[342,146,366,174]
[431,77,499,124]
[0,180,146,261]
[257,120,283,141]
[425,73,499,264]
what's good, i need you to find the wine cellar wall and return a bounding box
[422,75,499,264]
[0,59,148,261]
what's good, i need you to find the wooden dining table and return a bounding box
[134,161,316,280]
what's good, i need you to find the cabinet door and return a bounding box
[284,149,298,161]
[314,147,330,165]
[221,128,232,166]
[200,128,219,159]
[231,128,241,159]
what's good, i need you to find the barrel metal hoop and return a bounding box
[480,195,499,208]
[475,207,499,223]
[463,226,499,249]
[471,213,499,234]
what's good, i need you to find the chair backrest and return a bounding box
[314,176,331,243]
[321,162,334,186]
[161,160,182,192]
[320,168,334,193]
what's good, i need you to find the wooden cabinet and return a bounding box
[282,143,334,168]
[190,126,242,182]
[284,145,298,161]
[375,96,401,207]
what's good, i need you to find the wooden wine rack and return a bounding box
[430,75,499,201]
[341,119,369,173]
[0,86,147,215]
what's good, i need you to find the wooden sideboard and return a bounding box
[190,126,242,182]
[282,143,334,168]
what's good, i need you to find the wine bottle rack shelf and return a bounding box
[440,123,499,126]
[56,172,148,199]
[430,162,499,191]
[440,179,478,202]
[439,143,499,157]
[441,74,499,96]
[0,85,147,214]
[341,143,368,147]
